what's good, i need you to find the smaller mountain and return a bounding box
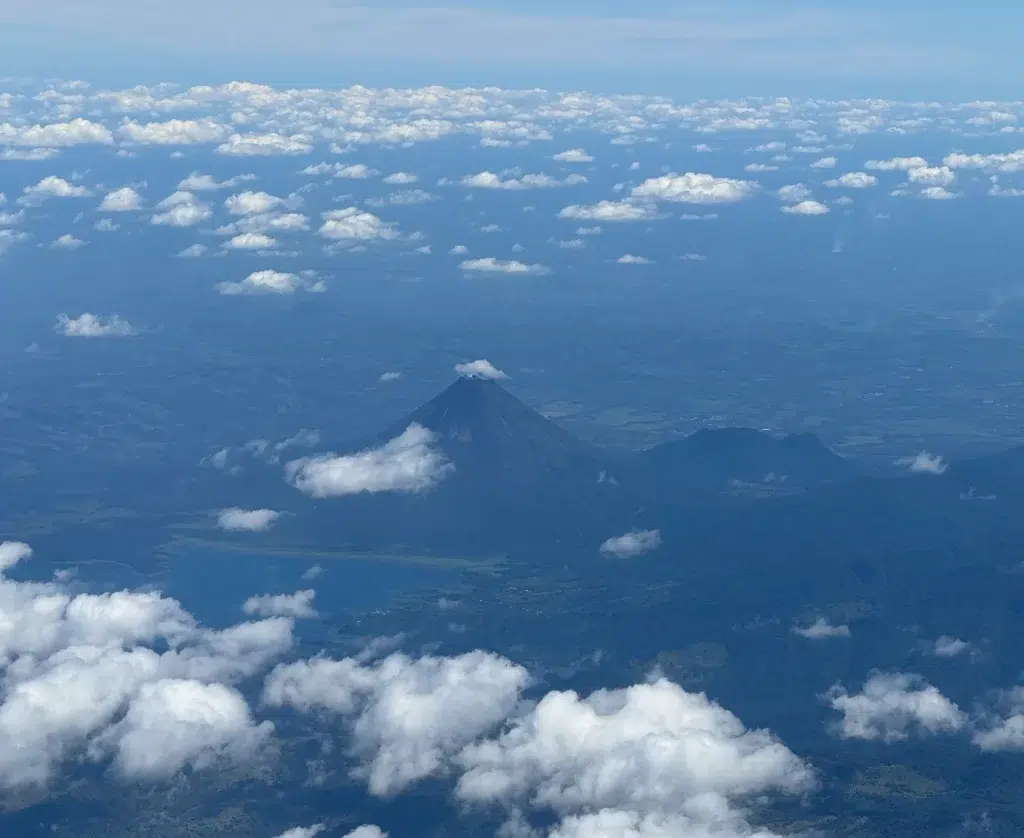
[632,427,855,498]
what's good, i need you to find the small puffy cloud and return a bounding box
[827,673,967,742]
[273,827,327,838]
[243,590,317,620]
[217,270,321,296]
[630,173,757,204]
[793,618,850,639]
[222,233,278,250]
[49,234,86,250]
[225,191,284,215]
[866,156,928,171]
[744,163,778,173]
[217,212,309,236]
[55,313,136,337]
[18,176,91,206]
[460,258,550,276]
[944,151,1024,173]
[0,118,112,147]
[383,172,418,184]
[933,636,971,658]
[319,208,397,241]
[455,360,507,380]
[553,148,594,163]
[0,229,28,253]
[1,148,61,161]
[119,119,227,145]
[99,187,143,212]
[908,166,955,187]
[824,172,878,189]
[177,243,208,258]
[379,371,403,383]
[0,541,32,572]
[178,172,255,191]
[973,688,1024,751]
[558,201,655,222]
[810,156,838,169]
[151,192,212,227]
[366,189,438,207]
[216,508,280,532]
[461,172,586,190]
[333,164,378,179]
[264,651,529,796]
[600,529,662,558]
[920,186,956,200]
[216,133,313,156]
[287,424,452,498]
[776,183,812,203]
[617,254,652,264]
[450,244,469,255]
[782,200,830,215]
[896,451,947,475]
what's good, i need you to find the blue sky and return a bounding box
[0,0,1021,98]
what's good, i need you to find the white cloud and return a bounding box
[217,212,310,236]
[456,677,814,838]
[461,171,587,190]
[973,688,1024,751]
[151,191,212,227]
[0,230,28,254]
[49,234,86,250]
[455,360,507,380]
[450,244,469,255]
[865,156,928,171]
[782,200,830,215]
[55,313,136,338]
[273,826,327,838]
[896,451,947,475]
[177,243,208,258]
[243,590,317,620]
[944,150,1024,173]
[0,541,32,573]
[178,172,255,191]
[793,618,850,639]
[744,163,778,173]
[216,133,313,156]
[319,208,397,241]
[333,163,379,179]
[553,148,594,163]
[617,254,652,264]
[379,371,403,383]
[630,173,757,204]
[99,187,143,212]
[810,156,838,169]
[18,176,91,206]
[287,424,452,498]
[907,166,955,187]
[383,172,418,184]
[599,530,662,558]
[223,232,278,250]
[225,190,284,215]
[216,508,281,532]
[460,257,550,275]
[217,269,322,295]
[920,186,956,200]
[119,119,227,144]
[827,673,967,742]
[264,650,529,796]
[824,172,878,188]
[558,201,655,222]
[0,118,112,147]
[366,189,438,207]
[776,183,812,202]
[1,147,61,161]
[933,636,971,658]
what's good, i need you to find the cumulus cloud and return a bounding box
[617,254,653,264]
[456,677,815,838]
[383,172,418,184]
[217,270,322,295]
[178,172,255,191]
[810,156,838,169]
[782,200,830,215]
[552,148,594,163]
[216,508,281,532]
[225,190,285,215]
[222,232,278,250]
[460,258,550,275]
[319,208,397,241]
[0,540,294,794]
[824,172,878,188]
[826,673,967,742]
[177,243,208,258]
[286,424,452,498]
[907,166,955,187]
[99,186,143,212]
[265,651,529,796]
[455,360,507,380]
[18,176,91,206]
[973,688,1024,751]
[793,618,850,639]
[599,530,662,558]
[217,212,310,236]
[944,150,1024,173]
[630,173,757,204]
[216,133,313,156]
[0,541,32,573]
[558,201,656,222]
[150,191,212,227]
[776,183,812,203]
[896,451,947,475]
[49,234,86,250]
[919,186,956,200]
[0,119,112,147]
[243,590,318,620]
[865,156,928,171]
[461,172,587,190]
[333,164,379,179]
[55,313,136,338]
[933,636,971,658]
[119,119,228,145]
